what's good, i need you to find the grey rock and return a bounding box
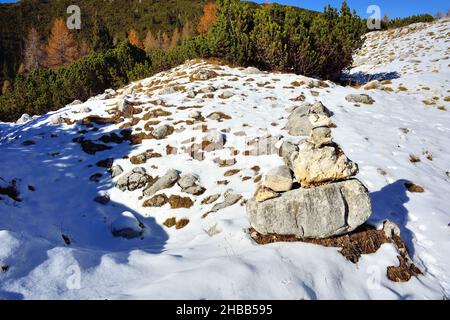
[178,174,198,189]
[247,179,372,239]
[220,90,234,99]
[186,90,197,98]
[116,167,148,191]
[191,69,218,81]
[291,142,358,188]
[16,114,31,124]
[143,169,180,196]
[152,125,173,140]
[188,111,202,119]
[284,102,332,136]
[345,94,375,105]
[279,141,299,169]
[110,165,124,178]
[382,220,401,238]
[242,67,263,75]
[263,165,293,192]
[211,191,242,212]
[178,174,206,195]
[198,86,216,94]
[160,86,176,95]
[308,127,333,147]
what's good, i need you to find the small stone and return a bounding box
[263,165,293,192]
[201,194,221,205]
[345,94,375,105]
[143,169,180,196]
[255,186,279,202]
[309,127,333,147]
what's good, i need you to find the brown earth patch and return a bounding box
[249,226,422,282]
[169,195,194,209]
[143,194,169,207]
[163,217,177,228]
[73,137,112,155]
[142,109,172,120]
[176,219,190,229]
[224,169,241,177]
[0,179,21,202]
[404,182,425,193]
[99,133,123,144]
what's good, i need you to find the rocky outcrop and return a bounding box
[247,179,371,239]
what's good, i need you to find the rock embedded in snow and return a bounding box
[210,190,242,213]
[143,169,180,196]
[110,165,124,178]
[263,165,293,192]
[188,111,202,119]
[111,211,144,239]
[242,66,263,75]
[152,125,174,140]
[363,80,382,90]
[291,142,358,188]
[345,94,375,105]
[16,114,31,124]
[190,69,218,81]
[247,179,372,239]
[178,174,198,189]
[177,174,207,196]
[50,115,65,125]
[116,167,149,192]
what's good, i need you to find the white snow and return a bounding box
[0,20,449,300]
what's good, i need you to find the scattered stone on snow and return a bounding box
[116,167,149,192]
[143,169,180,196]
[112,211,144,239]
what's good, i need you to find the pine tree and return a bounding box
[45,19,80,69]
[24,27,44,72]
[197,2,218,34]
[251,4,286,70]
[143,30,159,52]
[91,15,113,52]
[128,29,144,50]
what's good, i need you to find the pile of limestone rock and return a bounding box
[247,102,372,239]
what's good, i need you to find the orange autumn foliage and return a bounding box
[197,2,218,34]
[45,19,80,69]
[128,29,144,50]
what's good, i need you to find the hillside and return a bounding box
[0,20,449,299]
[0,0,208,84]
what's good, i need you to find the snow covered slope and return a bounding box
[0,20,449,300]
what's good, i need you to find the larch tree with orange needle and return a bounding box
[128,29,144,50]
[197,2,218,34]
[45,19,79,69]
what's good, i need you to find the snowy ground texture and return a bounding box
[0,19,449,300]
